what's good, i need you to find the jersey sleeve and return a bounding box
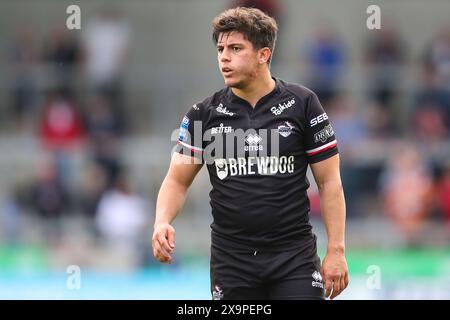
[303,93,338,163]
[174,103,204,161]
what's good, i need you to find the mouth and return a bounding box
[221,67,233,76]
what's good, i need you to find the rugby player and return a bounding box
[152,7,348,300]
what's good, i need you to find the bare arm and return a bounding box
[310,153,349,299]
[152,153,203,263]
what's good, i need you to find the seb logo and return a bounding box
[310,113,328,127]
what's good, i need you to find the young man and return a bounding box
[152,7,349,300]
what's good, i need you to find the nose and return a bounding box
[220,48,231,63]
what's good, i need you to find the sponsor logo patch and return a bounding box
[179,116,190,142]
[278,121,295,138]
[211,123,233,134]
[215,159,228,180]
[270,98,296,115]
[212,285,224,300]
[314,124,334,143]
[312,271,324,289]
[245,133,263,151]
[216,103,234,116]
[214,156,295,180]
[310,112,328,127]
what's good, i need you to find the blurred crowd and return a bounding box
[1,1,450,271]
[239,1,450,246]
[301,21,450,246]
[1,8,152,268]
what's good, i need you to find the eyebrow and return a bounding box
[216,43,244,48]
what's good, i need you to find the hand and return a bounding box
[152,223,176,263]
[321,249,349,299]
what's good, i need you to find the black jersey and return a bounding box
[175,77,338,250]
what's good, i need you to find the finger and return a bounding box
[158,233,173,254]
[167,228,176,249]
[153,240,171,262]
[324,278,333,298]
[340,275,347,292]
[152,239,158,257]
[154,233,174,263]
[158,252,172,263]
[152,240,165,260]
[160,255,172,264]
[152,233,171,262]
[344,272,350,288]
[330,275,342,300]
[152,234,170,257]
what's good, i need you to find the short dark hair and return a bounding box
[212,7,278,63]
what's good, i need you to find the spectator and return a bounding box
[411,102,448,144]
[39,90,85,189]
[413,72,450,126]
[435,163,450,233]
[27,158,70,244]
[363,100,395,139]
[79,162,108,218]
[0,192,22,244]
[412,27,450,138]
[327,95,368,158]
[423,26,450,90]
[43,26,81,93]
[380,143,434,247]
[302,24,346,106]
[326,95,369,218]
[85,93,124,187]
[30,159,69,219]
[82,7,131,121]
[364,26,406,109]
[95,172,149,267]
[10,25,39,131]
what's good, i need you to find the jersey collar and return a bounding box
[225,76,281,109]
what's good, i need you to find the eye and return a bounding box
[217,47,223,54]
[232,46,241,53]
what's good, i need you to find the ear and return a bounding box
[258,47,272,64]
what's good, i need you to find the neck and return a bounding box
[232,68,276,108]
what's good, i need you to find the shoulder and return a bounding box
[195,87,228,112]
[277,78,317,102]
[183,88,226,121]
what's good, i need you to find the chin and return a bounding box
[224,77,242,89]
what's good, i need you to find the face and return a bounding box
[217,31,265,89]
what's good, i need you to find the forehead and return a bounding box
[217,31,249,45]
